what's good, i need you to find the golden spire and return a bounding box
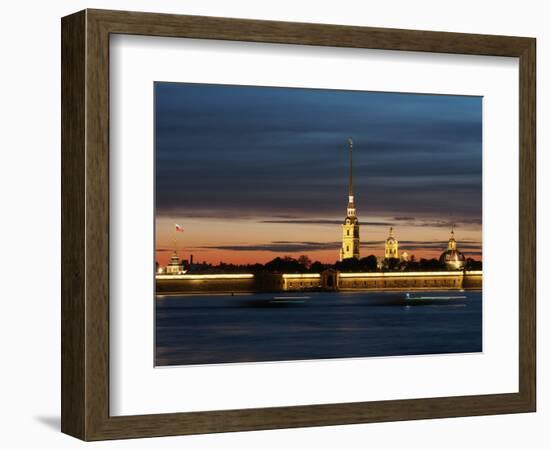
[345,138,357,219]
[340,138,360,260]
[348,138,353,198]
[448,225,457,250]
[450,215,455,238]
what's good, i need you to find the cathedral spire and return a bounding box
[346,138,356,218]
[340,138,360,261]
[348,138,353,198]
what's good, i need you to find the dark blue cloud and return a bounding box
[155,83,482,221]
[198,239,482,253]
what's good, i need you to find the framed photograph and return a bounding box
[61,9,536,440]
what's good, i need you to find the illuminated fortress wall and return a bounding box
[335,271,482,291]
[461,271,483,289]
[155,271,481,294]
[156,274,256,294]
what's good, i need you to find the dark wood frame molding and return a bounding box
[61,9,536,441]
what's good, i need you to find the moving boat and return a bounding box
[404,293,466,302]
[245,295,310,308]
[400,292,467,306]
[368,292,468,306]
[269,296,310,305]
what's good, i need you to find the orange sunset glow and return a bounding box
[155,216,482,266]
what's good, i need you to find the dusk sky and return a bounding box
[155,82,482,266]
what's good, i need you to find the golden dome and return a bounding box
[440,228,465,269]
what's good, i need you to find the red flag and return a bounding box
[175,224,184,232]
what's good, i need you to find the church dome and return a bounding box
[439,249,465,270]
[439,228,465,270]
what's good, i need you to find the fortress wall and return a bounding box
[338,271,482,291]
[338,272,462,291]
[156,274,256,294]
[155,271,482,294]
[463,272,483,289]
[281,274,322,291]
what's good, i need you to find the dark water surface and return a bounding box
[155,291,482,366]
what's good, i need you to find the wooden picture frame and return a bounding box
[61,9,536,441]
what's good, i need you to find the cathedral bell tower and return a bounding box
[384,227,399,259]
[340,138,360,261]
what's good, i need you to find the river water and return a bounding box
[155,290,482,366]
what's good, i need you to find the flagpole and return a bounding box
[174,224,184,255]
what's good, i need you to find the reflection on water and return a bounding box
[155,290,482,366]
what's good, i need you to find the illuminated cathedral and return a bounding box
[383,227,409,262]
[384,227,398,259]
[338,139,466,269]
[439,226,466,270]
[340,139,360,261]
